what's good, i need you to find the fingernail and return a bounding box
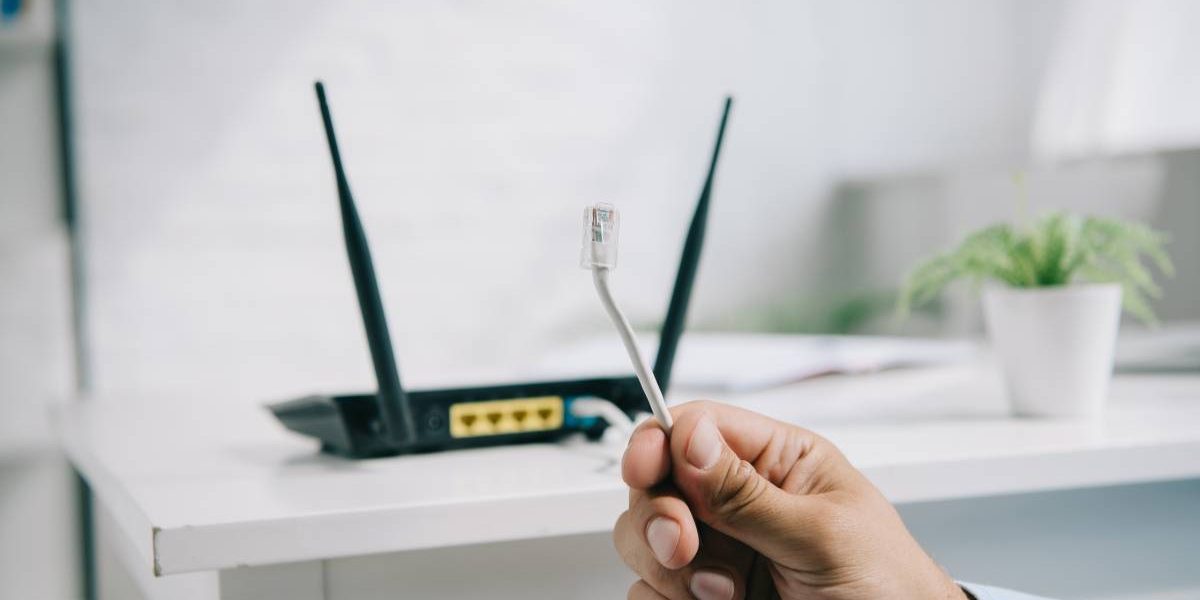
[645,517,679,566]
[686,415,722,470]
[690,569,735,600]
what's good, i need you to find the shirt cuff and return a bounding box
[959,582,1056,600]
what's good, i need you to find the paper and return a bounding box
[536,333,979,393]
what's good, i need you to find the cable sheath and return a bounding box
[592,268,673,431]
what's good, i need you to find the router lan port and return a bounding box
[449,397,564,439]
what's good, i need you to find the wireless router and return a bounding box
[269,82,732,457]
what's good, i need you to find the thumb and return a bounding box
[669,409,812,558]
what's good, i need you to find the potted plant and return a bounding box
[899,212,1173,417]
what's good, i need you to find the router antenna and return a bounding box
[314,81,416,444]
[653,97,732,392]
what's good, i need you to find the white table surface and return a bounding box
[55,364,1200,578]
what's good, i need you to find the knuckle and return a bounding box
[629,487,650,510]
[627,581,642,600]
[709,459,768,524]
[677,399,717,415]
[627,578,671,600]
[810,432,846,463]
[646,563,689,598]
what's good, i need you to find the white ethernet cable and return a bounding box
[581,203,673,432]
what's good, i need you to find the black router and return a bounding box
[270,82,732,457]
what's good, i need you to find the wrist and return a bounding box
[914,556,971,600]
[937,571,973,600]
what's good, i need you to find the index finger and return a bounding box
[622,418,671,490]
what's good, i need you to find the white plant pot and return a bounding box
[982,283,1122,418]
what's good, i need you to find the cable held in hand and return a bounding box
[582,204,673,432]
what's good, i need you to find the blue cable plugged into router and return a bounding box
[269,82,732,457]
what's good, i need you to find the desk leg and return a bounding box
[219,561,324,600]
[75,470,96,600]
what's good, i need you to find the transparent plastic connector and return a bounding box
[581,203,620,269]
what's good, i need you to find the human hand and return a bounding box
[614,401,968,600]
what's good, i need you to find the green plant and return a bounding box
[898,212,1174,324]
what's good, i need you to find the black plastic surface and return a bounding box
[271,376,646,457]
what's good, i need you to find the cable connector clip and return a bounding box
[581,203,620,270]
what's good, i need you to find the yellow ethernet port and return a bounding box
[449,396,564,438]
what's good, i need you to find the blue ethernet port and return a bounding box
[562,397,601,430]
[562,397,624,441]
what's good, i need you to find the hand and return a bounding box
[614,401,968,600]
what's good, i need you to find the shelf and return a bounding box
[54,364,1200,577]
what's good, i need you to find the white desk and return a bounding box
[58,365,1200,600]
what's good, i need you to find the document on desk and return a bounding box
[537,333,979,393]
[1115,321,1200,373]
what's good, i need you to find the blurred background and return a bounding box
[2,0,1197,597]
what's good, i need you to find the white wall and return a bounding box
[72,0,1065,403]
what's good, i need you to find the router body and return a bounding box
[272,377,645,457]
